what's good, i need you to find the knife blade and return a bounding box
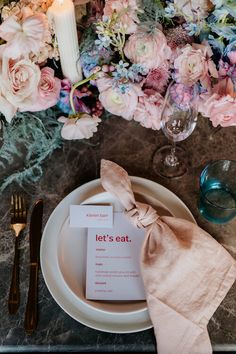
[24,199,43,334]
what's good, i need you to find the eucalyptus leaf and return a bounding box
[0,109,63,193]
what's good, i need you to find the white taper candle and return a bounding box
[47,0,83,83]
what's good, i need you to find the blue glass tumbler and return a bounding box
[199,160,236,224]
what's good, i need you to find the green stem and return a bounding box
[69,73,98,114]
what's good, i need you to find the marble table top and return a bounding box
[0,115,236,353]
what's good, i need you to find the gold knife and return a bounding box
[24,199,43,334]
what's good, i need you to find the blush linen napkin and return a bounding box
[100,159,236,354]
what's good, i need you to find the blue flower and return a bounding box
[95,34,111,50]
[185,23,201,36]
[165,3,176,18]
[116,61,129,78]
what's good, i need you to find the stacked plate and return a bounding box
[40,177,195,333]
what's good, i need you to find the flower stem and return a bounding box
[69,73,98,114]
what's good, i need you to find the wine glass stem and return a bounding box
[164,142,179,167]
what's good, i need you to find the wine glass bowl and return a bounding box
[152,83,198,178]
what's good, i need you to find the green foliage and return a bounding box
[138,0,166,24]
[0,109,63,193]
[80,26,97,54]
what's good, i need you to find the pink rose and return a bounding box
[199,93,236,127]
[124,26,172,70]
[19,67,61,112]
[133,91,166,130]
[174,43,218,87]
[0,56,41,110]
[103,0,139,34]
[97,76,142,120]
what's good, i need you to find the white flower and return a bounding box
[58,114,101,140]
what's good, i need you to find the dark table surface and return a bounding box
[0,115,236,353]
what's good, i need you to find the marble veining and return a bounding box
[0,115,236,352]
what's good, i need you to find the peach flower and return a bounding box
[0,12,49,58]
[0,56,41,111]
[174,43,218,88]
[103,0,139,34]
[58,114,101,140]
[133,91,167,130]
[97,76,142,120]
[19,67,61,112]
[124,27,172,70]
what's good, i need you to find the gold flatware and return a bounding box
[24,199,43,334]
[8,194,27,314]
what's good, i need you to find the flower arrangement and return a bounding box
[0,0,236,141]
[0,0,61,121]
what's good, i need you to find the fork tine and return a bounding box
[22,197,27,220]
[15,194,19,221]
[10,195,15,223]
[18,195,26,222]
[18,195,23,221]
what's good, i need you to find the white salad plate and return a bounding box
[40,177,195,333]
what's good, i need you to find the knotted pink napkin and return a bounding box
[100,159,236,354]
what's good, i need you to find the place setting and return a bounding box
[40,168,196,334]
[0,0,236,352]
[38,158,235,354]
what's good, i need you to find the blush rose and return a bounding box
[0,56,41,112]
[19,67,61,112]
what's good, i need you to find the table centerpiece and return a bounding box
[0,0,235,191]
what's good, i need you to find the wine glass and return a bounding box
[152,82,198,178]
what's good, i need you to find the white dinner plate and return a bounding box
[40,177,195,333]
[57,190,172,316]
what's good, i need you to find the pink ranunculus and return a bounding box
[133,91,167,130]
[19,67,61,112]
[58,114,101,140]
[124,26,172,71]
[174,43,218,88]
[198,93,236,127]
[0,56,41,109]
[103,0,139,34]
[0,12,49,59]
[97,76,142,120]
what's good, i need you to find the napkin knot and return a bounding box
[126,201,159,228]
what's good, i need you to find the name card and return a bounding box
[70,205,113,228]
[86,212,146,300]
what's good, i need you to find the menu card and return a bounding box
[86,212,146,300]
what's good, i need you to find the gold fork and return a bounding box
[8,194,27,315]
